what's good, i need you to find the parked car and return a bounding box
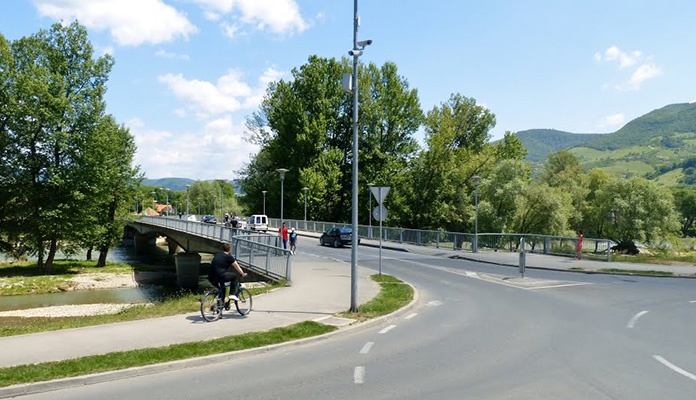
[319,227,360,248]
[202,215,217,224]
[186,215,197,222]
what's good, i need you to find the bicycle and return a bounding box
[200,282,252,322]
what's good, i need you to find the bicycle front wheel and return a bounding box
[201,291,222,322]
[235,287,252,316]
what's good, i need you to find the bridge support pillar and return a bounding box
[167,239,179,254]
[133,233,151,255]
[175,253,201,288]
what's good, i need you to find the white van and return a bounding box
[248,214,268,232]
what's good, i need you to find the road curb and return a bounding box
[0,282,419,399]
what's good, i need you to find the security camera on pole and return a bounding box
[370,185,390,277]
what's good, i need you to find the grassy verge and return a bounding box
[598,268,674,276]
[0,321,335,388]
[0,286,274,337]
[0,274,412,388]
[339,274,413,321]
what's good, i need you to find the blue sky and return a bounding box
[3,0,696,180]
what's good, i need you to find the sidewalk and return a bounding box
[0,254,380,369]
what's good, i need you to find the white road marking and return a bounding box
[354,366,365,384]
[689,300,696,303]
[427,300,443,306]
[627,310,649,328]
[404,313,418,320]
[379,324,397,334]
[653,355,696,382]
[359,342,375,354]
[313,315,333,322]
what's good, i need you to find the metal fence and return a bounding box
[138,216,292,281]
[272,217,613,262]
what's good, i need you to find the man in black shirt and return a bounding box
[209,243,247,304]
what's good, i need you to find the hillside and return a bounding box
[583,103,696,151]
[514,129,604,162]
[142,178,195,191]
[510,103,696,185]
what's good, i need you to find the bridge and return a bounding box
[127,216,292,287]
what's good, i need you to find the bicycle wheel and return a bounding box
[201,291,222,322]
[235,287,252,316]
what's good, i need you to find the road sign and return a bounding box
[370,186,390,204]
[373,205,388,222]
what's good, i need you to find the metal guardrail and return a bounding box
[137,216,292,281]
[271,217,613,262]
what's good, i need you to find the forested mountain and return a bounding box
[514,102,696,185]
[513,129,604,162]
[143,178,195,191]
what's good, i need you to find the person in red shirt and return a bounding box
[279,222,289,250]
[575,230,584,260]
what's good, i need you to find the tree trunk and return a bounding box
[45,238,58,274]
[97,248,108,268]
[86,247,92,261]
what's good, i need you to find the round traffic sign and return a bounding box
[373,205,388,222]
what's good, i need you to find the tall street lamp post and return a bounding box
[186,185,190,216]
[348,0,372,313]
[262,190,267,215]
[161,188,170,216]
[276,168,289,226]
[220,180,224,222]
[367,182,374,239]
[302,187,309,230]
[472,175,480,253]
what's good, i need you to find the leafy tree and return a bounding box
[510,182,573,235]
[400,94,497,231]
[477,158,531,233]
[540,150,588,229]
[673,188,696,237]
[602,177,680,251]
[0,23,140,271]
[242,56,421,224]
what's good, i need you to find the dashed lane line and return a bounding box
[379,325,397,334]
[404,313,418,320]
[354,366,365,384]
[359,342,375,354]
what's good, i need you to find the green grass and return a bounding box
[0,274,413,388]
[598,268,674,276]
[340,274,413,320]
[0,286,274,337]
[0,321,335,388]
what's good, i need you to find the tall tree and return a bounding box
[0,22,143,271]
[242,56,421,224]
[401,94,497,231]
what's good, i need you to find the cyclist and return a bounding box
[209,242,247,306]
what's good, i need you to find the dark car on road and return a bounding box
[202,215,217,224]
[319,227,360,248]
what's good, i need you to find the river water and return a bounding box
[0,244,213,311]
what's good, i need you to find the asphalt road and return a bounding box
[19,243,696,400]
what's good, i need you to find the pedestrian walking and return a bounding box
[289,227,298,254]
[279,222,289,250]
[575,230,584,260]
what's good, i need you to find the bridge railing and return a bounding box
[271,217,613,261]
[138,216,292,281]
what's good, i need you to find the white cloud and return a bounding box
[627,63,662,88]
[597,45,642,69]
[34,0,197,46]
[155,49,190,60]
[595,45,661,90]
[128,117,259,180]
[598,113,625,130]
[193,0,307,36]
[158,68,285,117]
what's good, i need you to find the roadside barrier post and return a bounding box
[519,237,526,277]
